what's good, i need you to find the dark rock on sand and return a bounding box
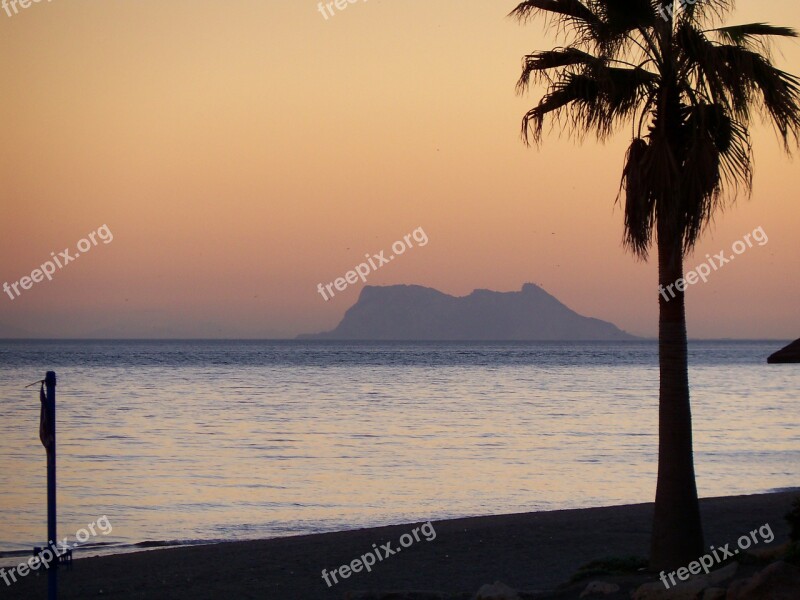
[767,338,800,364]
[631,563,738,600]
[727,561,800,599]
[474,581,521,599]
[344,593,470,599]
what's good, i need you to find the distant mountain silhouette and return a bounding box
[299,283,637,341]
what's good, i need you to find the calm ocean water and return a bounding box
[0,340,798,563]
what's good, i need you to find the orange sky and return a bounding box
[1,1,798,339]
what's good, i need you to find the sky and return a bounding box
[1,0,799,339]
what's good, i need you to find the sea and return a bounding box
[0,339,797,564]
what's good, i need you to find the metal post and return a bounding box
[44,371,57,600]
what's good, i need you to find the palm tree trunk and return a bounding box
[650,231,704,569]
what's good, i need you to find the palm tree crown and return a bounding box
[512,0,800,257]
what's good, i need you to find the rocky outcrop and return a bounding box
[474,581,521,600]
[580,581,620,597]
[632,563,738,600]
[300,284,637,341]
[726,561,800,599]
[767,339,800,364]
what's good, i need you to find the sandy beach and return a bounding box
[2,490,795,599]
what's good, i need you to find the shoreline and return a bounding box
[3,490,796,599]
[3,487,797,564]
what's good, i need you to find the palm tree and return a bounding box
[510,0,800,569]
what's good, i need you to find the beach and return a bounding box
[4,0,800,596]
[2,490,795,599]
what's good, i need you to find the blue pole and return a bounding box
[44,371,57,600]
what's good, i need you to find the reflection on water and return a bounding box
[0,340,797,561]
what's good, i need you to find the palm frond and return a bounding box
[592,64,659,127]
[516,47,602,92]
[711,23,798,46]
[620,137,655,257]
[521,64,656,144]
[591,0,657,33]
[521,73,600,143]
[587,0,659,53]
[679,0,733,28]
[509,0,598,27]
[710,22,798,57]
[679,104,753,249]
[747,55,800,148]
[510,0,606,48]
[677,25,800,147]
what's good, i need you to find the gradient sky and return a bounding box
[1,1,799,339]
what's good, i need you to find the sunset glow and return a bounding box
[2,1,799,339]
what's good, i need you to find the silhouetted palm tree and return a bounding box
[511,0,800,569]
